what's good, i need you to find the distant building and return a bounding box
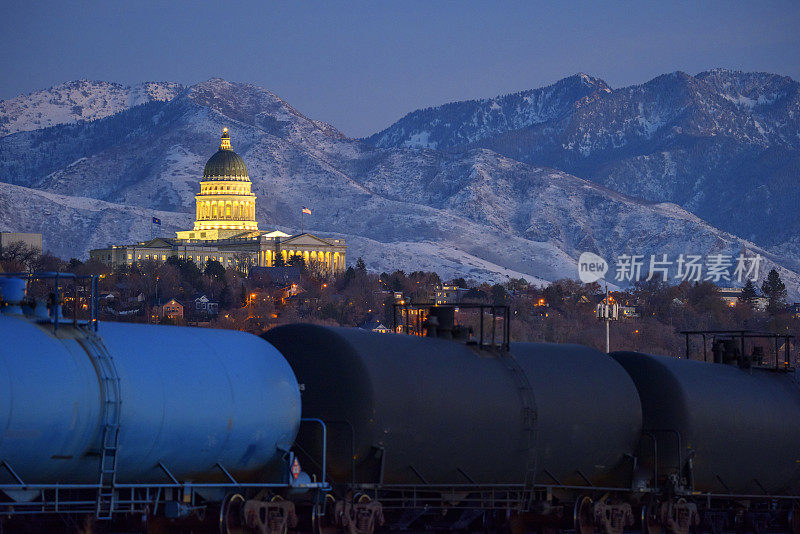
[753,297,769,311]
[0,232,42,252]
[277,283,303,302]
[718,287,741,307]
[718,286,768,311]
[434,285,471,305]
[359,318,393,334]
[158,299,184,320]
[192,295,219,317]
[619,305,639,318]
[90,129,346,274]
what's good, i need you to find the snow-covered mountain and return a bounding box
[0,80,183,136]
[1,77,798,290]
[367,74,611,149]
[367,69,800,250]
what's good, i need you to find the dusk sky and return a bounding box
[2,1,799,137]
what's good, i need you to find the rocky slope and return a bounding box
[367,69,800,249]
[0,80,183,136]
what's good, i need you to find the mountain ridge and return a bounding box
[1,75,798,292]
[365,68,800,249]
[0,80,184,137]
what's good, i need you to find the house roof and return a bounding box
[358,318,390,331]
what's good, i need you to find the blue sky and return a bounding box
[1,1,798,137]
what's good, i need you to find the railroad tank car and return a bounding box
[612,350,800,495]
[263,323,642,488]
[0,309,301,490]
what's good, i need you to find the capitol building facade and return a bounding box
[90,129,346,273]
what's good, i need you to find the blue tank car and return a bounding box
[0,276,302,498]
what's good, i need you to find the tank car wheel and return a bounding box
[219,493,250,534]
[311,493,337,534]
[573,496,594,534]
[641,501,663,534]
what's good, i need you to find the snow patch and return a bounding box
[404,131,436,149]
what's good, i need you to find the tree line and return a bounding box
[2,243,798,361]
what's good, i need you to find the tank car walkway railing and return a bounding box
[370,482,641,514]
[0,474,333,517]
[392,302,511,351]
[0,272,100,332]
[77,331,122,519]
[680,329,795,369]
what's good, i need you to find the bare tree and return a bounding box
[0,241,40,272]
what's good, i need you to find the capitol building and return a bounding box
[90,129,346,273]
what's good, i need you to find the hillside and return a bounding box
[0,80,183,137]
[366,69,800,248]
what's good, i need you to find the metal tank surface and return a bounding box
[611,351,800,495]
[0,315,301,486]
[264,324,642,488]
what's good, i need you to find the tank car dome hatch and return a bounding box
[202,128,250,181]
[612,351,800,495]
[0,318,301,486]
[264,324,642,488]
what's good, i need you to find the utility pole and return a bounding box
[596,283,619,353]
[605,284,610,353]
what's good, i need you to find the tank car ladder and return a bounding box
[79,332,122,520]
[499,350,538,510]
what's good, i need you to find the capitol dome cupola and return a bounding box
[176,128,259,241]
[202,128,250,182]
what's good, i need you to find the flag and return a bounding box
[302,207,312,215]
[152,216,161,225]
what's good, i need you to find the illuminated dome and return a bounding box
[202,129,249,181]
[174,127,259,241]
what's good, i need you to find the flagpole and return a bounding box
[301,211,304,233]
